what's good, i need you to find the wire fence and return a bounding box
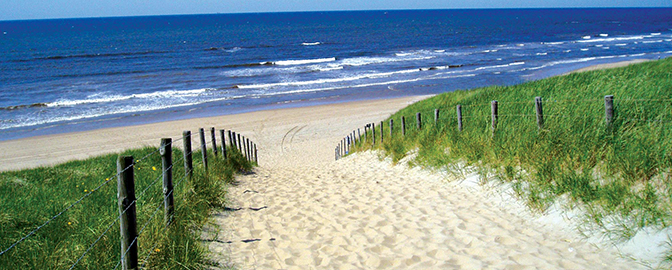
[0,127,259,269]
[335,95,672,160]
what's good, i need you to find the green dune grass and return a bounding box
[0,145,252,269]
[354,58,672,263]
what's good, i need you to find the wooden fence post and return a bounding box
[241,136,247,160]
[434,109,439,123]
[372,123,376,145]
[491,100,498,136]
[401,116,406,136]
[364,126,368,142]
[380,121,384,142]
[160,138,174,227]
[210,127,218,156]
[237,134,242,153]
[416,112,422,130]
[605,95,614,126]
[220,130,227,159]
[389,119,394,137]
[182,131,193,178]
[347,136,351,153]
[228,130,234,150]
[357,128,361,143]
[199,128,208,171]
[457,105,463,132]
[254,144,258,164]
[246,138,251,162]
[535,97,544,129]
[117,156,138,270]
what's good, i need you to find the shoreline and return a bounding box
[0,95,431,172]
[0,58,652,172]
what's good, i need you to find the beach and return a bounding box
[0,59,656,268]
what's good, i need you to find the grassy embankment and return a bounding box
[0,145,253,269]
[354,58,672,260]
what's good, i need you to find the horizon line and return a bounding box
[2,6,671,23]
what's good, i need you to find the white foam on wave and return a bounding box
[47,88,209,107]
[340,55,434,67]
[524,53,649,71]
[226,47,242,53]
[302,42,321,46]
[577,35,645,43]
[237,68,420,89]
[3,91,243,131]
[272,57,336,66]
[543,41,565,45]
[600,34,609,37]
[614,43,627,46]
[249,73,477,99]
[581,48,590,51]
[582,36,591,40]
[642,40,664,44]
[474,62,525,71]
[536,52,548,56]
[651,33,661,36]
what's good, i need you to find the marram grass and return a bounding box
[354,58,672,263]
[0,146,252,269]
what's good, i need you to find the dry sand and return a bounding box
[200,94,644,269]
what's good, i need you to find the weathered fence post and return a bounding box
[220,129,227,159]
[364,126,368,142]
[434,109,440,123]
[372,123,376,145]
[210,127,218,156]
[241,136,247,160]
[117,156,138,270]
[228,130,234,150]
[380,121,384,142]
[237,134,242,153]
[254,144,258,164]
[605,95,614,126]
[491,100,498,136]
[457,105,463,132]
[357,128,361,143]
[347,136,351,153]
[416,112,422,130]
[535,97,544,129]
[352,131,356,145]
[160,138,174,227]
[401,116,406,136]
[182,131,193,178]
[199,128,208,171]
[389,119,394,137]
[246,138,251,162]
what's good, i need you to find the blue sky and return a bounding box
[2,0,671,21]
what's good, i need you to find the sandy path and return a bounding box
[203,101,643,269]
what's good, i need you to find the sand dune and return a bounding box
[202,96,643,269]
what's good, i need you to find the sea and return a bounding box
[1,8,671,141]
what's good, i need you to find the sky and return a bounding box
[2,0,671,21]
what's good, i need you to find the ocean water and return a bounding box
[1,8,671,140]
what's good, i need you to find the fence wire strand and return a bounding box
[114,171,190,270]
[0,161,137,256]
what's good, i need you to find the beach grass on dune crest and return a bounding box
[354,58,672,262]
[0,146,252,269]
